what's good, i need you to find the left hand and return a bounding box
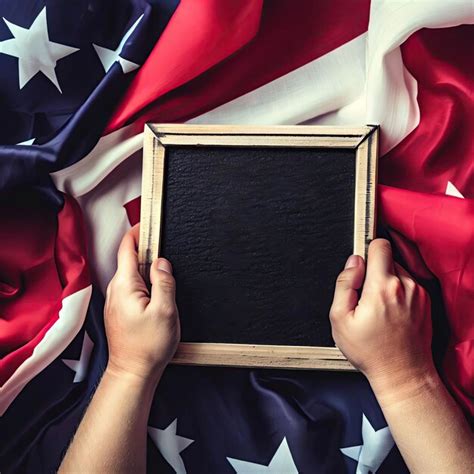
[104,224,180,384]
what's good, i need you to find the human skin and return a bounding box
[60,232,473,473]
[330,238,474,473]
[59,224,180,473]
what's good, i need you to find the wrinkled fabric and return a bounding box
[380,185,474,416]
[378,26,474,416]
[0,0,473,472]
[0,193,89,386]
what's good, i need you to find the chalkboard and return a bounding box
[139,124,378,370]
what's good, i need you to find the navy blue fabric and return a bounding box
[0,289,409,473]
[0,2,411,472]
[0,0,179,203]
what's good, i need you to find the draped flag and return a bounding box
[0,1,473,472]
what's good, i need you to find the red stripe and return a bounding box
[380,26,474,416]
[380,184,474,416]
[0,194,90,386]
[105,0,264,132]
[380,26,474,197]
[106,0,370,131]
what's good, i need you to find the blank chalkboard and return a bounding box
[139,124,378,370]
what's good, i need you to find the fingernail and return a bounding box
[156,258,172,274]
[345,255,359,269]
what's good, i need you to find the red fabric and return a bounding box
[379,26,474,416]
[124,24,474,417]
[2,1,471,423]
[124,197,141,226]
[380,186,474,416]
[106,0,370,131]
[106,0,264,132]
[0,194,89,386]
[380,26,474,196]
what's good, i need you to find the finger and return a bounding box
[149,258,177,311]
[394,261,412,278]
[129,222,140,243]
[116,224,141,276]
[365,239,396,285]
[330,255,365,319]
[394,261,417,291]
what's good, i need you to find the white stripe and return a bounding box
[51,34,368,197]
[0,286,92,415]
[189,33,367,127]
[77,150,142,292]
[51,1,474,198]
[365,0,474,153]
[50,34,372,294]
[51,123,143,197]
[49,1,474,295]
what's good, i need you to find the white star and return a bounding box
[0,7,79,92]
[148,419,194,474]
[340,414,394,474]
[62,331,94,383]
[227,437,298,473]
[445,181,464,199]
[93,14,143,74]
[17,137,35,145]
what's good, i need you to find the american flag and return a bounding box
[0,1,473,472]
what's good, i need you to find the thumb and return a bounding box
[330,255,365,321]
[149,258,176,309]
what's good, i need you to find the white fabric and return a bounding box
[227,438,298,474]
[340,413,394,474]
[445,181,465,198]
[0,286,92,415]
[51,123,143,197]
[190,33,367,128]
[62,331,94,383]
[365,0,474,152]
[0,6,79,92]
[8,0,471,415]
[75,148,142,291]
[52,34,369,293]
[148,419,194,474]
[227,437,298,474]
[93,14,143,74]
[51,0,474,295]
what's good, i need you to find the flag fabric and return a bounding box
[0,0,473,472]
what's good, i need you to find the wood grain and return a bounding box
[149,123,373,137]
[353,126,379,256]
[138,123,379,370]
[159,134,360,148]
[138,125,166,282]
[173,343,354,371]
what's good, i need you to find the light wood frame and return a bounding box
[139,124,379,371]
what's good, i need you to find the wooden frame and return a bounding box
[139,124,379,371]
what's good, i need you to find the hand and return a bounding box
[329,239,434,395]
[104,224,180,384]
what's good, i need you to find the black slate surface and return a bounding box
[160,145,355,347]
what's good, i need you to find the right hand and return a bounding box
[329,239,434,395]
[104,224,180,384]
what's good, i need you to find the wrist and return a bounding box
[104,360,165,392]
[368,361,440,408]
[98,364,159,425]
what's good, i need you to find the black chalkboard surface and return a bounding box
[139,124,378,370]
